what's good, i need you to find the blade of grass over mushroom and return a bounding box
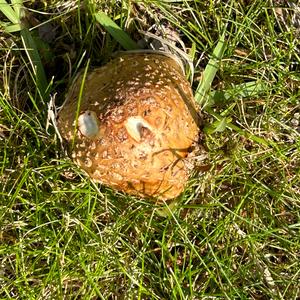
[72,59,91,150]
[194,32,226,106]
[94,11,140,50]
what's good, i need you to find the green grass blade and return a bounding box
[0,0,19,24]
[94,11,140,50]
[72,60,91,150]
[195,31,269,147]
[209,81,268,106]
[194,31,226,106]
[20,27,49,101]
[1,22,21,32]
[11,0,22,19]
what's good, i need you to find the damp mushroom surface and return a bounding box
[57,52,200,201]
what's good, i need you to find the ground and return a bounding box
[0,0,299,299]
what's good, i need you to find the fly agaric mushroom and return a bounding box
[57,52,200,200]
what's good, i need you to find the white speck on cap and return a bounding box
[78,111,100,138]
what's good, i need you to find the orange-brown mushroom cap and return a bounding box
[57,52,200,200]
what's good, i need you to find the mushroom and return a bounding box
[57,52,200,201]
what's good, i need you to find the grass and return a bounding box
[0,0,300,299]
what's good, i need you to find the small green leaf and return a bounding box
[2,22,21,32]
[209,81,268,106]
[194,31,227,106]
[204,117,232,134]
[205,107,270,146]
